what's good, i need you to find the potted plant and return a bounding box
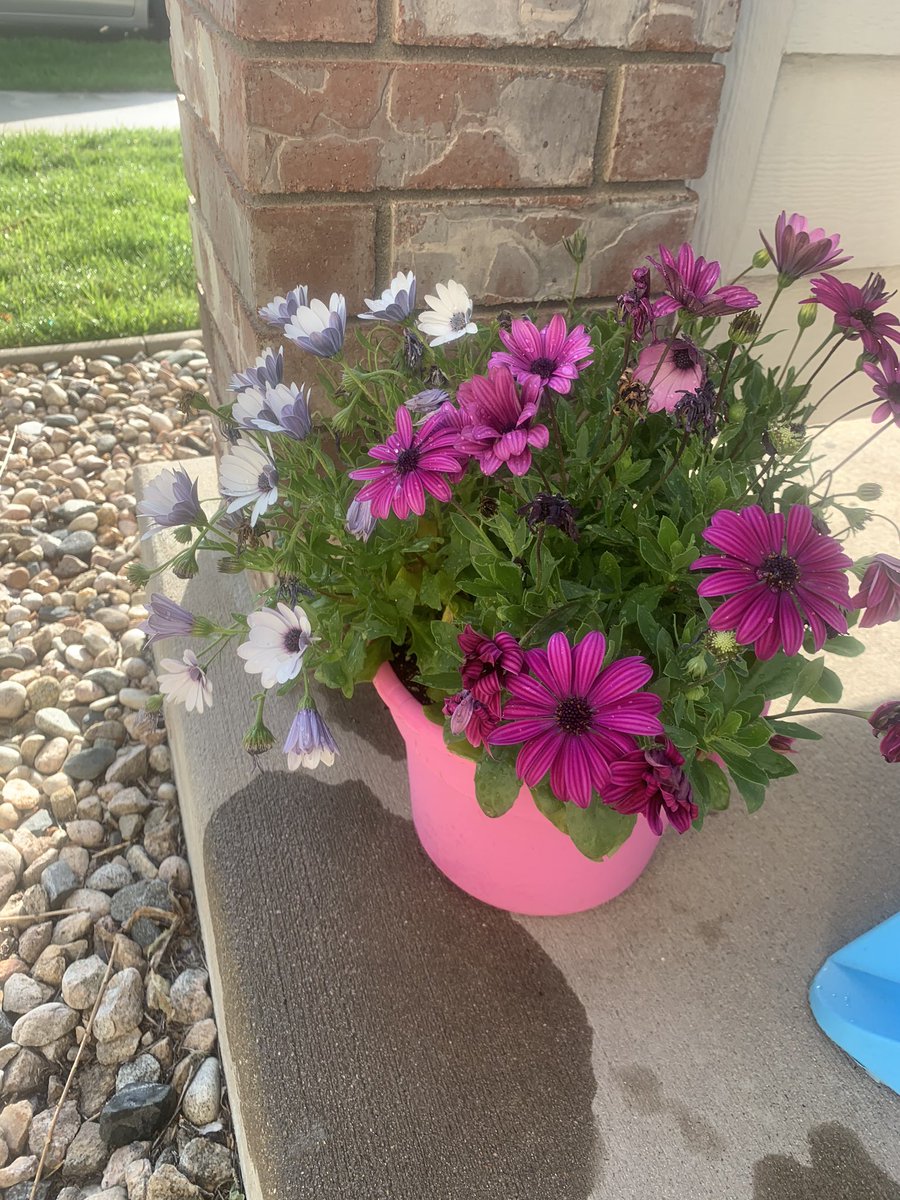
[135,215,900,915]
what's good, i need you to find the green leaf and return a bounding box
[769,719,822,741]
[657,515,680,554]
[822,635,866,658]
[807,666,843,704]
[565,800,636,862]
[788,656,825,711]
[530,781,568,833]
[690,757,732,813]
[474,756,522,818]
[443,726,482,762]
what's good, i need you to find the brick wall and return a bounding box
[168,0,738,393]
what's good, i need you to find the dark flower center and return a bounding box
[672,347,694,370]
[257,465,278,492]
[396,446,421,473]
[758,552,801,591]
[449,312,467,331]
[283,627,306,654]
[886,383,900,403]
[529,356,556,380]
[555,696,594,735]
[849,306,875,328]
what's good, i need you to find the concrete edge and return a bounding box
[0,328,203,368]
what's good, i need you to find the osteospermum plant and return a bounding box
[135,219,900,861]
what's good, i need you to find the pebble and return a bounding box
[99,1084,177,1150]
[181,1019,217,1055]
[147,1164,200,1200]
[12,1001,78,1047]
[66,819,106,849]
[118,688,151,712]
[106,745,148,786]
[0,1156,38,1189]
[181,1058,221,1126]
[178,1138,232,1191]
[3,973,51,1015]
[64,744,117,781]
[62,1120,107,1180]
[41,858,78,905]
[2,779,40,811]
[86,861,132,892]
[2,1048,51,1096]
[108,787,151,818]
[157,856,190,892]
[28,1100,81,1171]
[34,736,70,774]
[0,681,27,720]
[96,1028,142,1067]
[116,1055,161,1091]
[0,1101,32,1156]
[25,677,61,710]
[34,707,80,739]
[95,968,144,1042]
[102,1142,148,1190]
[110,879,173,947]
[167,970,212,1026]
[61,955,108,1010]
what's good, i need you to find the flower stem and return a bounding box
[716,341,738,408]
[804,368,861,423]
[646,432,689,499]
[814,421,891,493]
[797,332,849,392]
[568,261,582,322]
[618,325,633,377]
[775,324,806,387]
[785,707,870,719]
[794,328,838,378]
[646,326,679,389]
[807,397,875,442]
[545,394,569,490]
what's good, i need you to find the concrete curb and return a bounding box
[0,328,203,368]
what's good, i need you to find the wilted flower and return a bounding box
[616,267,655,340]
[458,626,525,707]
[229,346,284,393]
[851,553,900,627]
[259,285,308,329]
[237,603,312,688]
[137,467,204,540]
[126,561,152,587]
[870,701,900,763]
[232,381,312,440]
[806,273,900,357]
[349,405,462,519]
[359,270,416,323]
[457,366,549,477]
[243,696,276,757]
[403,329,426,372]
[633,338,705,413]
[284,292,347,358]
[139,594,205,646]
[490,631,663,807]
[404,388,450,417]
[284,703,338,770]
[443,689,499,749]
[517,492,580,541]
[615,370,652,413]
[344,497,376,542]
[864,345,900,426]
[219,441,279,526]
[604,737,698,836]
[760,212,851,283]
[171,549,199,580]
[650,243,759,318]
[157,649,212,714]
[692,504,853,659]
[674,378,719,442]
[489,314,593,395]
[416,280,477,347]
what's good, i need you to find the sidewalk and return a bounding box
[0,89,179,133]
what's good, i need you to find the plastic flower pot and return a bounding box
[373,662,659,916]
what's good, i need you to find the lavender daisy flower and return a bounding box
[344,497,376,542]
[404,388,450,417]
[851,553,900,627]
[139,594,198,646]
[137,467,203,540]
[650,243,759,318]
[229,346,284,393]
[632,338,705,413]
[691,504,854,660]
[237,603,312,688]
[490,630,663,808]
[259,285,308,329]
[157,649,212,714]
[219,441,279,526]
[760,212,851,284]
[348,405,462,520]
[417,280,478,347]
[359,270,416,323]
[232,382,312,441]
[284,702,339,770]
[284,292,347,358]
[806,273,900,357]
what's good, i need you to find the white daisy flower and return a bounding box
[284,705,339,770]
[359,270,416,323]
[236,603,312,689]
[284,292,346,358]
[157,649,212,714]
[231,381,311,441]
[416,279,478,347]
[219,441,279,526]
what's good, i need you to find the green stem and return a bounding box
[804,368,861,423]
[716,341,738,409]
[775,324,806,387]
[545,394,569,491]
[797,333,849,392]
[646,432,689,499]
[567,261,582,322]
[785,707,870,719]
[794,328,838,378]
[814,421,890,494]
[807,397,875,442]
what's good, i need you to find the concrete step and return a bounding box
[134,437,900,1200]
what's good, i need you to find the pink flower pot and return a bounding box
[373,662,659,916]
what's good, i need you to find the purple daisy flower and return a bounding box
[232,381,312,441]
[851,553,900,627]
[229,346,284,393]
[760,212,851,283]
[457,366,549,477]
[259,286,308,329]
[284,702,339,770]
[443,689,499,749]
[632,337,705,413]
[490,631,664,808]
[344,497,376,542]
[806,273,900,357]
[284,292,347,358]
[870,701,900,763]
[348,405,461,520]
[458,625,525,707]
[489,314,593,395]
[139,594,198,646]
[603,737,698,836]
[650,243,759,318]
[404,388,450,417]
[691,504,854,660]
[136,467,203,540]
[616,266,655,340]
[864,345,900,425]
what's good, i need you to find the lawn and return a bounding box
[0,35,175,92]
[0,130,197,349]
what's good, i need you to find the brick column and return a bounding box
[168,0,737,395]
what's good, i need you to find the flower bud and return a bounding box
[217,555,244,574]
[752,248,771,269]
[125,561,152,587]
[562,230,587,265]
[728,400,747,424]
[171,549,199,580]
[797,302,818,329]
[685,652,709,680]
[857,482,883,502]
[144,693,164,713]
[173,526,193,545]
[684,686,706,701]
[728,311,761,345]
[705,629,739,663]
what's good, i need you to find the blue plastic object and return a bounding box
[810,912,900,1095]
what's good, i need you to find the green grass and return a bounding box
[0,130,197,349]
[0,34,175,92]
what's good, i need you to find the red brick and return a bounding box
[390,193,698,305]
[605,63,724,182]
[191,0,376,42]
[394,0,739,51]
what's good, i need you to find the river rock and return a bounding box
[99,1083,176,1150]
[12,1002,78,1047]
[181,1057,221,1126]
[95,968,143,1042]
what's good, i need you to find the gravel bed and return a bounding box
[0,343,239,1199]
